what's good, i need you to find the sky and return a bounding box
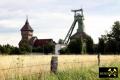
[0,0,120,46]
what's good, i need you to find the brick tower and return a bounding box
[19,18,33,48]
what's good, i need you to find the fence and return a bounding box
[0,55,119,80]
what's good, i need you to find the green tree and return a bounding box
[43,43,55,54]
[67,38,82,54]
[59,47,68,54]
[111,21,120,41]
[104,39,117,54]
[32,47,43,53]
[10,47,21,55]
[99,21,120,53]
[32,43,55,54]
[19,40,32,54]
[86,37,94,53]
[58,39,64,44]
[98,38,105,54]
[0,44,22,55]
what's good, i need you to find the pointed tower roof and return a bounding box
[21,18,33,32]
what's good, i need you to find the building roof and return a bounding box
[33,39,55,47]
[21,19,33,32]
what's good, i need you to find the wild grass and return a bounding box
[0,55,119,80]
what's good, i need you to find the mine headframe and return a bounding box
[63,8,84,45]
[71,9,84,19]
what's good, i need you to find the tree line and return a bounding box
[60,21,120,54]
[0,44,21,55]
[0,21,120,55]
[97,21,120,54]
[0,43,54,55]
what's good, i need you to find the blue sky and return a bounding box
[0,0,120,46]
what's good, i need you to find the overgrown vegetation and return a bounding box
[0,44,21,55]
[32,43,55,54]
[60,21,120,54]
[1,21,120,55]
[0,43,55,55]
[98,21,120,54]
[3,61,120,80]
[67,38,82,54]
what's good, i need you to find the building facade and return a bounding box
[19,19,55,52]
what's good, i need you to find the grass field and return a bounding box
[0,55,119,80]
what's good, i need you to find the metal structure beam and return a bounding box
[63,19,77,44]
[63,8,84,44]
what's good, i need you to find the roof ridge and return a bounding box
[21,18,33,31]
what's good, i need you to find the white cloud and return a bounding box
[0,33,21,47]
[85,15,120,43]
[0,20,22,28]
[0,0,120,46]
